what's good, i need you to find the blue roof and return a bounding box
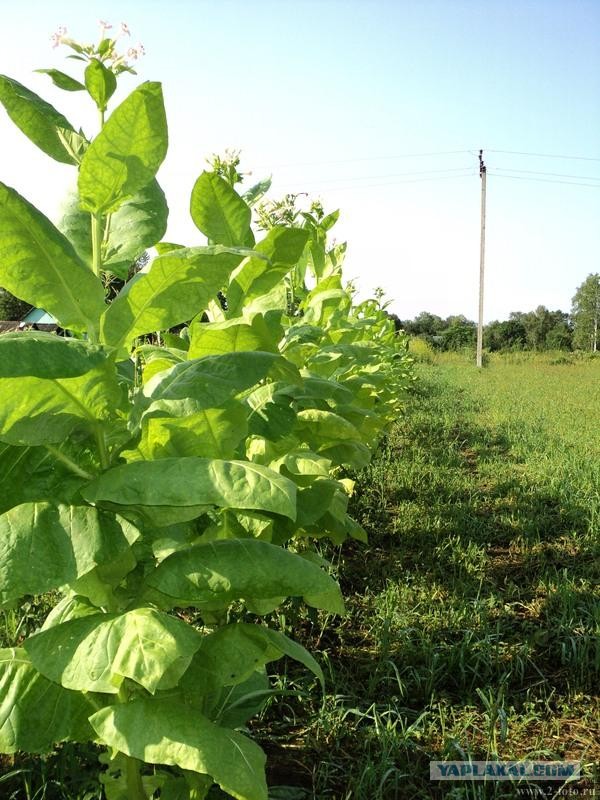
[21,308,57,325]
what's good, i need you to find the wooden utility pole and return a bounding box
[476,149,487,368]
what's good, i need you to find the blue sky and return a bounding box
[1,0,599,321]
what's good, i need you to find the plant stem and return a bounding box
[124,755,148,800]
[90,107,106,282]
[115,683,147,799]
[91,213,103,277]
[44,445,94,480]
[94,425,110,470]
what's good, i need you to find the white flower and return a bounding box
[50,26,67,48]
[121,22,131,36]
[127,43,145,60]
[99,20,112,31]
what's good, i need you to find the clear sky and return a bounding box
[1,0,599,322]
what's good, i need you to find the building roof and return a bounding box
[21,308,57,325]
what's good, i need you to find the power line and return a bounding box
[278,172,477,193]
[493,167,600,181]
[277,166,474,187]
[487,172,600,188]
[253,149,472,170]
[487,148,600,162]
[253,147,600,171]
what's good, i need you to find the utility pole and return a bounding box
[476,149,487,368]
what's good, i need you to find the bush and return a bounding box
[408,337,435,363]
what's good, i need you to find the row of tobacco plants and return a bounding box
[0,26,412,800]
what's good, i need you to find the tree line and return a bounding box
[392,273,600,352]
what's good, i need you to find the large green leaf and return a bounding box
[78,82,168,214]
[0,648,101,754]
[69,545,138,608]
[0,503,139,604]
[201,509,275,543]
[243,384,296,441]
[336,404,383,439]
[0,443,65,515]
[295,479,341,526]
[142,539,345,614]
[179,623,323,693]
[188,314,281,359]
[35,68,86,92]
[58,180,168,277]
[0,182,106,334]
[0,362,123,445]
[83,458,297,519]
[304,288,351,327]
[100,247,243,350]
[210,670,272,730]
[41,595,104,630]
[134,403,248,460]
[226,227,309,316]
[25,608,201,694]
[0,332,108,378]
[56,190,92,267]
[190,171,253,247]
[242,177,272,207]
[84,59,117,112]
[91,699,267,800]
[143,351,300,410]
[0,75,81,164]
[295,409,362,444]
[103,180,169,276]
[271,450,332,482]
[282,375,353,406]
[138,345,186,384]
[319,440,372,469]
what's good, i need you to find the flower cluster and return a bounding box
[50,25,68,49]
[49,21,145,72]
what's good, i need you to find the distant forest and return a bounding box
[391,273,600,353]
[391,307,572,351]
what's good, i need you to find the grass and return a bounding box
[2,353,599,799]
[258,354,600,798]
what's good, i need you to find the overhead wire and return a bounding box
[491,167,600,181]
[278,167,475,191]
[253,147,600,172]
[291,165,475,184]
[253,149,472,170]
[277,172,477,193]
[486,148,600,162]
[487,173,600,188]
[252,149,600,195]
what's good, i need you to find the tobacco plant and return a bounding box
[0,24,411,800]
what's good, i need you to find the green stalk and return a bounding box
[94,425,110,470]
[115,682,147,800]
[44,445,94,480]
[124,755,147,800]
[91,213,103,278]
[90,106,106,280]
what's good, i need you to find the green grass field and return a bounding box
[2,355,599,799]
[260,354,600,798]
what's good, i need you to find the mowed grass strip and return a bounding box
[261,356,600,799]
